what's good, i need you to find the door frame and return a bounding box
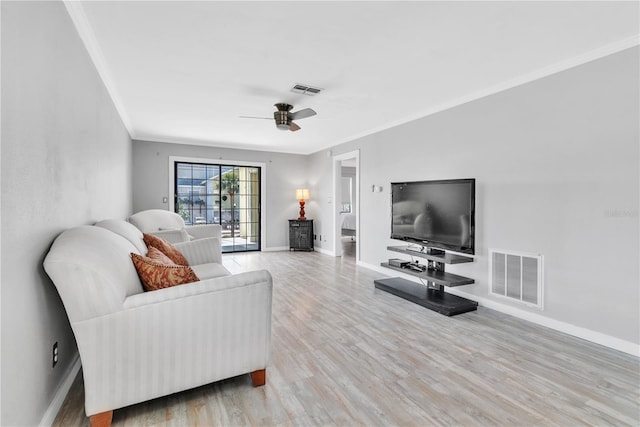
[169,156,267,251]
[332,150,360,260]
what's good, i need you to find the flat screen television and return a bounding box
[390,178,475,255]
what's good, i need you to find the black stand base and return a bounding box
[374,277,478,316]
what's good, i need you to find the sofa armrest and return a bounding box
[185,224,222,240]
[174,237,222,265]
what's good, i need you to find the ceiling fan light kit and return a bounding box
[274,103,293,131]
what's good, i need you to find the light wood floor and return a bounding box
[54,244,639,426]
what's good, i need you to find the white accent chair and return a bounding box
[128,209,220,244]
[43,219,272,426]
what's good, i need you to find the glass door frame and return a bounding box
[169,156,267,252]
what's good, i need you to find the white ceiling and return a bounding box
[66,1,639,155]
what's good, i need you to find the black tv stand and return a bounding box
[376,246,478,316]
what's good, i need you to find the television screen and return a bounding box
[390,178,475,254]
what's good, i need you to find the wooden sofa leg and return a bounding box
[250,369,266,387]
[90,410,113,427]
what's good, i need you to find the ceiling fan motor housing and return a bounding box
[274,111,291,130]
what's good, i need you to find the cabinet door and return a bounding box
[298,230,309,248]
[289,222,299,248]
[289,220,313,250]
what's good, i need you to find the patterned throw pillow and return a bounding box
[143,233,190,266]
[131,253,199,291]
[146,246,175,265]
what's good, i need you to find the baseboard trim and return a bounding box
[360,261,639,357]
[313,247,334,256]
[262,246,288,252]
[262,246,332,254]
[39,353,81,427]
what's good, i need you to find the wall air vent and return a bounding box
[489,249,544,309]
[291,84,322,96]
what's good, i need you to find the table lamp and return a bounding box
[295,188,310,220]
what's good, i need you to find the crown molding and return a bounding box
[61,0,638,154]
[63,1,135,138]
[315,35,640,155]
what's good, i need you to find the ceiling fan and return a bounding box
[240,103,317,132]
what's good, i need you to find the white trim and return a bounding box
[332,150,360,261]
[0,4,3,420]
[169,156,267,251]
[135,136,312,156]
[60,2,639,157]
[63,1,134,137]
[39,354,81,427]
[312,36,640,156]
[262,246,289,252]
[265,246,331,255]
[360,260,639,357]
[314,246,334,256]
[458,291,640,357]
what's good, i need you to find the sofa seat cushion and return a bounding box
[191,262,231,280]
[131,253,200,291]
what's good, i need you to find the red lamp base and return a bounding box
[298,200,306,221]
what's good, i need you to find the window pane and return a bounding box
[176,162,260,252]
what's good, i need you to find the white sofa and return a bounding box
[43,219,272,426]
[128,209,219,244]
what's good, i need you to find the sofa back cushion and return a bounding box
[128,209,185,233]
[95,219,147,254]
[43,226,144,323]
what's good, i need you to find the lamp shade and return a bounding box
[296,188,310,201]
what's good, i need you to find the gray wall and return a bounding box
[1,3,636,425]
[1,2,133,425]
[131,140,309,249]
[309,47,639,347]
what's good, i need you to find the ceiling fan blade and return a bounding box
[239,116,272,120]
[290,108,316,120]
[289,122,301,132]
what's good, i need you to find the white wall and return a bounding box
[1,2,133,425]
[309,47,639,351]
[131,140,309,249]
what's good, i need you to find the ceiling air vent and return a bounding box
[291,84,322,96]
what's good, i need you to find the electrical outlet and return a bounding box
[52,342,58,368]
[314,234,317,240]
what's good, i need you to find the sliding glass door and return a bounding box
[175,162,261,252]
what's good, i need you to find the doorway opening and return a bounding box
[173,161,261,253]
[333,150,360,260]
